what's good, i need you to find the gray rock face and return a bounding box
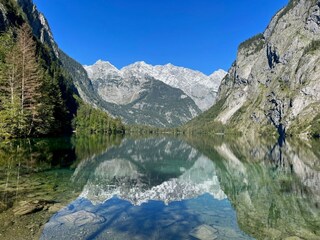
[0,3,8,32]
[84,60,213,127]
[17,0,59,57]
[212,0,320,137]
[95,74,202,127]
[84,60,226,110]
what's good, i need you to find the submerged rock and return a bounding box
[13,200,55,216]
[190,224,218,240]
[48,203,64,213]
[56,210,105,227]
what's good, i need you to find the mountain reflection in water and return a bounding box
[41,138,253,240]
[23,135,320,240]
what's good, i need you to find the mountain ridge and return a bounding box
[84,60,226,111]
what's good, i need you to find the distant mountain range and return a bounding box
[84,61,226,111]
[84,60,226,127]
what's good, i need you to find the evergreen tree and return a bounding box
[0,31,22,137]
[73,98,125,135]
[16,23,43,136]
[0,24,52,137]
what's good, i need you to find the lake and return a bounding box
[0,135,319,239]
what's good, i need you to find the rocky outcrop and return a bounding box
[16,0,59,57]
[207,0,320,137]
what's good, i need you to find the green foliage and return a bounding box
[278,0,299,20]
[0,23,77,138]
[71,134,123,162]
[0,137,75,168]
[303,40,320,55]
[182,95,248,136]
[0,25,47,137]
[183,97,228,134]
[287,106,320,139]
[36,48,78,134]
[229,105,248,125]
[310,114,320,138]
[127,125,164,134]
[73,98,125,135]
[238,33,264,53]
[126,124,183,136]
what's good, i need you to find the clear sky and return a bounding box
[33,0,288,75]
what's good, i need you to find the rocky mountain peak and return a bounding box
[210,69,228,79]
[85,60,226,111]
[84,60,120,81]
[121,61,153,76]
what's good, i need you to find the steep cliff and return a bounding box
[188,0,320,138]
[16,0,59,56]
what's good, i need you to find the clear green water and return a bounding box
[0,135,319,239]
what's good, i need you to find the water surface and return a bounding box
[0,135,319,239]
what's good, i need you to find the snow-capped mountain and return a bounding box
[84,61,227,111]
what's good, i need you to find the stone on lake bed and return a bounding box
[13,200,56,216]
[57,210,105,227]
[13,201,44,216]
[190,224,218,240]
[48,203,64,213]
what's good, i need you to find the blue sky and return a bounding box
[33,0,288,75]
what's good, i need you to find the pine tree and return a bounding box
[0,31,22,137]
[16,23,42,136]
[0,21,79,138]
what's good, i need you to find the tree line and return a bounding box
[73,98,125,134]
